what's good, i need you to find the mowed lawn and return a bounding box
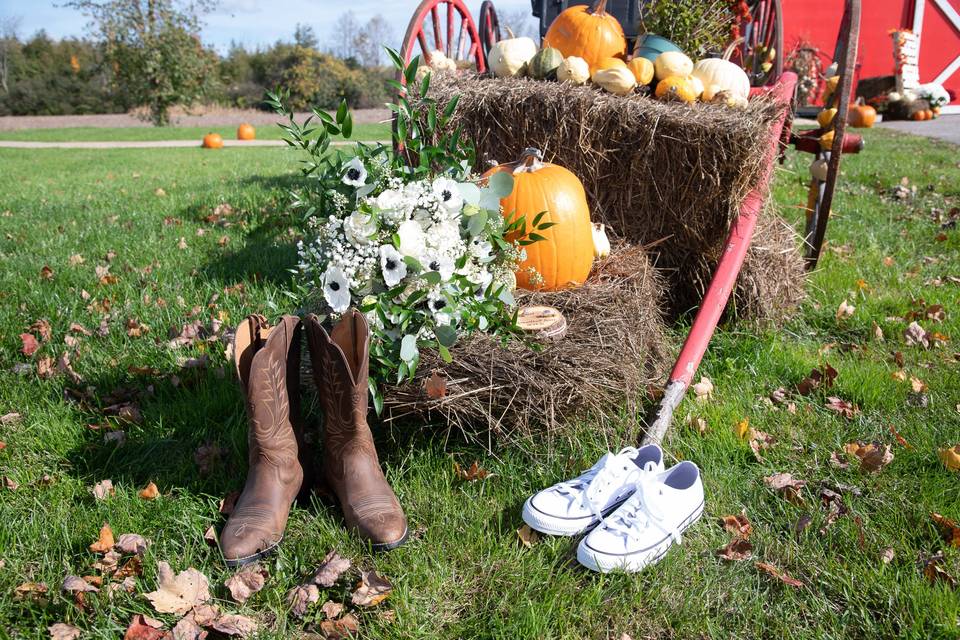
[0,122,391,143]
[0,127,958,639]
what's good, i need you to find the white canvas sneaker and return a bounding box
[521,445,664,536]
[577,461,704,573]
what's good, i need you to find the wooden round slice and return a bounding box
[517,305,567,341]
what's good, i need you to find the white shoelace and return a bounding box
[551,447,658,521]
[601,477,682,546]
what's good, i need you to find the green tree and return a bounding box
[65,0,219,125]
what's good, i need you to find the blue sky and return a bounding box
[0,0,540,52]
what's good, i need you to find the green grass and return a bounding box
[0,122,392,143]
[1,128,959,639]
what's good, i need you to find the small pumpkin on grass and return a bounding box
[848,100,876,128]
[543,0,627,72]
[202,133,224,149]
[483,148,594,290]
[237,123,255,140]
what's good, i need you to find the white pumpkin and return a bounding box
[488,31,537,77]
[557,56,590,85]
[428,50,457,72]
[689,75,704,99]
[887,91,903,102]
[702,83,723,102]
[592,66,637,96]
[691,58,750,101]
[654,51,693,81]
[592,223,611,258]
[809,158,829,181]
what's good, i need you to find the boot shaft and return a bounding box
[306,310,372,432]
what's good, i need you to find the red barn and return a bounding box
[782,0,960,112]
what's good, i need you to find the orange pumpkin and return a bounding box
[655,75,697,104]
[543,0,626,73]
[483,148,594,290]
[847,101,876,128]
[924,109,934,120]
[202,133,224,149]
[593,56,627,72]
[237,123,256,140]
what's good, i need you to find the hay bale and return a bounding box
[382,244,670,446]
[421,73,788,316]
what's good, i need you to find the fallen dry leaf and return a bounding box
[113,555,143,580]
[888,425,912,449]
[93,549,121,574]
[319,613,360,639]
[843,442,894,473]
[19,333,40,356]
[138,482,160,500]
[825,396,860,419]
[755,561,804,587]
[719,513,752,539]
[171,613,205,640]
[123,614,167,640]
[931,513,960,548]
[203,525,218,546]
[938,445,960,471]
[40,265,54,280]
[517,523,539,548]
[211,613,257,637]
[794,513,813,535]
[48,623,82,640]
[62,575,98,595]
[424,372,446,399]
[321,600,345,620]
[91,479,115,500]
[910,376,927,393]
[225,563,268,603]
[69,253,85,266]
[0,412,21,425]
[177,237,187,250]
[923,553,957,588]
[144,561,210,615]
[454,461,491,481]
[692,376,714,401]
[687,415,708,435]
[89,522,115,553]
[351,570,393,607]
[763,473,807,504]
[115,533,149,556]
[797,364,838,396]
[836,299,855,320]
[287,584,320,617]
[904,322,930,348]
[881,548,895,564]
[311,550,351,588]
[873,322,885,342]
[716,538,753,561]
[14,581,48,603]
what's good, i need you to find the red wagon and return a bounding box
[398,0,864,443]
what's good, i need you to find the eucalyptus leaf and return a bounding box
[400,334,418,363]
[488,171,514,198]
[467,209,488,237]
[458,182,482,205]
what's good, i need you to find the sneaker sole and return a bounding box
[576,501,705,573]
[521,495,631,537]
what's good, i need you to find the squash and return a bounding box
[691,58,749,101]
[529,47,565,80]
[202,133,224,149]
[594,56,627,72]
[557,56,590,84]
[817,108,837,129]
[543,0,627,73]
[911,110,926,121]
[701,83,723,102]
[819,130,835,150]
[848,101,876,128]
[483,148,594,290]
[689,75,704,99]
[626,57,654,85]
[924,109,934,120]
[237,123,256,140]
[488,28,537,77]
[428,50,457,72]
[592,66,637,96]
[809,158,829,181]
[592,223,611,258]
[655,75,696,104]
[654,51,693,81]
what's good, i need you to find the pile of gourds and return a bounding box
[485,0,751,108]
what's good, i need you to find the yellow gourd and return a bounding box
[654,51,693,81]
[626,57,654,85]
[655,75,696,104]
[817,108,837,128]
[557,56,590,85]
[592,66,637,96]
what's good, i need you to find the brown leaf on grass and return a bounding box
[836,299,855,320]
[454,461,491,481]
[686,415,708,435]
[126,318,150,338]
[311,551,351,587]
[926,304,946,322]
[843,442,894,473]
[320,613,360,639]
[715,538,753,561]
[20,333,39,356]
[769,387,788,404]
[517,523,539,548]
[881,548,895,564]
[904,322,930,348]
[910,376,927,393]
[48,622,82,640]
[3,475,19,491]
[829,451,850,470]
[90,522,115,553]
[794,513,813,535]
[923,553,957,588]
[171,613,204,640]
[14,581,48,603]
[30,318,52,341]
[138,482,160,500]
[287,584,320,617]
[719,513,752,539]
[425,372,447,399]
[873,322,885,342]
[93,549,121,574]
[115,533,149,556]
[191,604,220,627]
[103,402,142,425]
[177,237,187,250]
[891,369,907,382]
[825,397,860,419]
[56,352,82,384]
[69,253,85,266]
[796,364,838,396]
[691,376,713,401]
[931,513,960,548]
[1,412,21,425]
[40,265,54,280]
[321,600,345,620]
[940,445,960,471]
[202,526,218,546]
[62,575,99,594]
[748,429,775,461]
[211,613,257,637]
[225,564,268,603]
[351,570,392,607]
[755,561,804,587]
[144,561,211,615]
[888,425,912,449]
[113,555,143,580]
[123,614,168,640]
[91,479,115,500]
[763,473,807,504]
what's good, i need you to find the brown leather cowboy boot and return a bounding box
[220,315,307,566]
[304,310,408,550]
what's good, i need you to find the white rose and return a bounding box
[397,219,426,258]
[343,210,377,247]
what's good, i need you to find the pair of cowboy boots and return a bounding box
[219,310,407,567]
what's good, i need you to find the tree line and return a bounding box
[0,3,396,124]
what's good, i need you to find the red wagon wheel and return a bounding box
[400,0,487,73]
[801,0,861,268]
[725,0,784,86]
[478,1,502,66]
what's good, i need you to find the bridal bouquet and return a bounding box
[269,50,552,409]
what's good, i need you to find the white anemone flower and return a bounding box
[342,157,367,187]
[322,265,351,313]
[343,210,377,246]
[423,252,456,281]
[432,177,464,215]
[427,290,452,325]
[396,219,427,258]
[379,244,407,287]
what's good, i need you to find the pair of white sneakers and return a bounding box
[521,444,704,573]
